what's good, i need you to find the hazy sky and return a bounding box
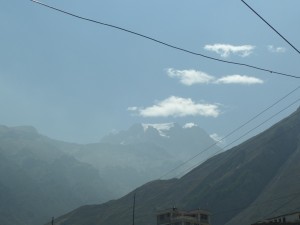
[1,0,299,144]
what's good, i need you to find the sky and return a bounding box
[0,0,299,145]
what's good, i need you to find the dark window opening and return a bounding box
[200,214,208,220]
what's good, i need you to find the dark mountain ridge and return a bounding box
[0,122,220,225]
[0,125,113,225]
[51,107,300,225]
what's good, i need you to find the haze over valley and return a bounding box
[0,122,221,225]
[1,1,300,225]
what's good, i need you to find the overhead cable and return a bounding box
[30,0,300,79]
[212,189,300,217]
[159,86,300,179]
[176,98,300,179]
[241,0,300,55]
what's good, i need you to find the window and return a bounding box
[200,214,208,221]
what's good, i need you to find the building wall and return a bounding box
[268,212,300,223]
[156,209,211,225]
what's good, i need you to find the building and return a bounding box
[267,212,300,224]
[252,212,300,225]
[156,207,211,225]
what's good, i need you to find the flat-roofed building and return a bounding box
[156,207,211,225]
[252,211,300,225]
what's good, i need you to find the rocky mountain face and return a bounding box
[101,123,218,160]
[50,107,300,225]
[73,123,221,195]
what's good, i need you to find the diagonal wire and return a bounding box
[241,0,300,55]
[159,86,300,179]
[265,195,300,219]
[30,0,300,79]
[175,97,300,179]
[213,189,300,217]
[133,103,300,222]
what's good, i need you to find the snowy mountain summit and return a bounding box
[101,122,221,160]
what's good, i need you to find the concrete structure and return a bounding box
[156,207,211,225]
[267,212,300,223]
[252,212,300,225]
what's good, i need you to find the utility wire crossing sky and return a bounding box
[1,0,299,144]
[31,0,300,79]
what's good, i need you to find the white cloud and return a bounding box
[210,133,222,142]
[129,96,220,118]
[183,123,197,129]
[204,44,255,58]
[215,75,264,85]
[166,68,214,86]
[167,68,263,85]
[210,133,227,147]
[268,45,286,53]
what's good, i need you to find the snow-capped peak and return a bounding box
[142,123,175,137]
[183,122,197,129]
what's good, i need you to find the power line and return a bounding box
[265,195,300,219]
[241,0,300,55]
[220,98,300,149]
[134,181,300,223]
[159,86,300,179]
[166,96,300,178]
[177,102,300,179]
[157,106,300,219]
[30,0,300,218]
[212,189,300,217]
[30,0,300,179]
[30,0,300,79]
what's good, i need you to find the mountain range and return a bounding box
[49,107,300,225]
[0,122,220,225]
[0,125,114,225]
[74,123,221,195]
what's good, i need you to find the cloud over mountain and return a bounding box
[128,96,220,118]
[204,44,255,57]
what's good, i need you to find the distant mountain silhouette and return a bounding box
[50,107,300,225]
[0,122,220,225]
[74,123,221,195]
[0,126,113,225]
[101,123,220,161]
